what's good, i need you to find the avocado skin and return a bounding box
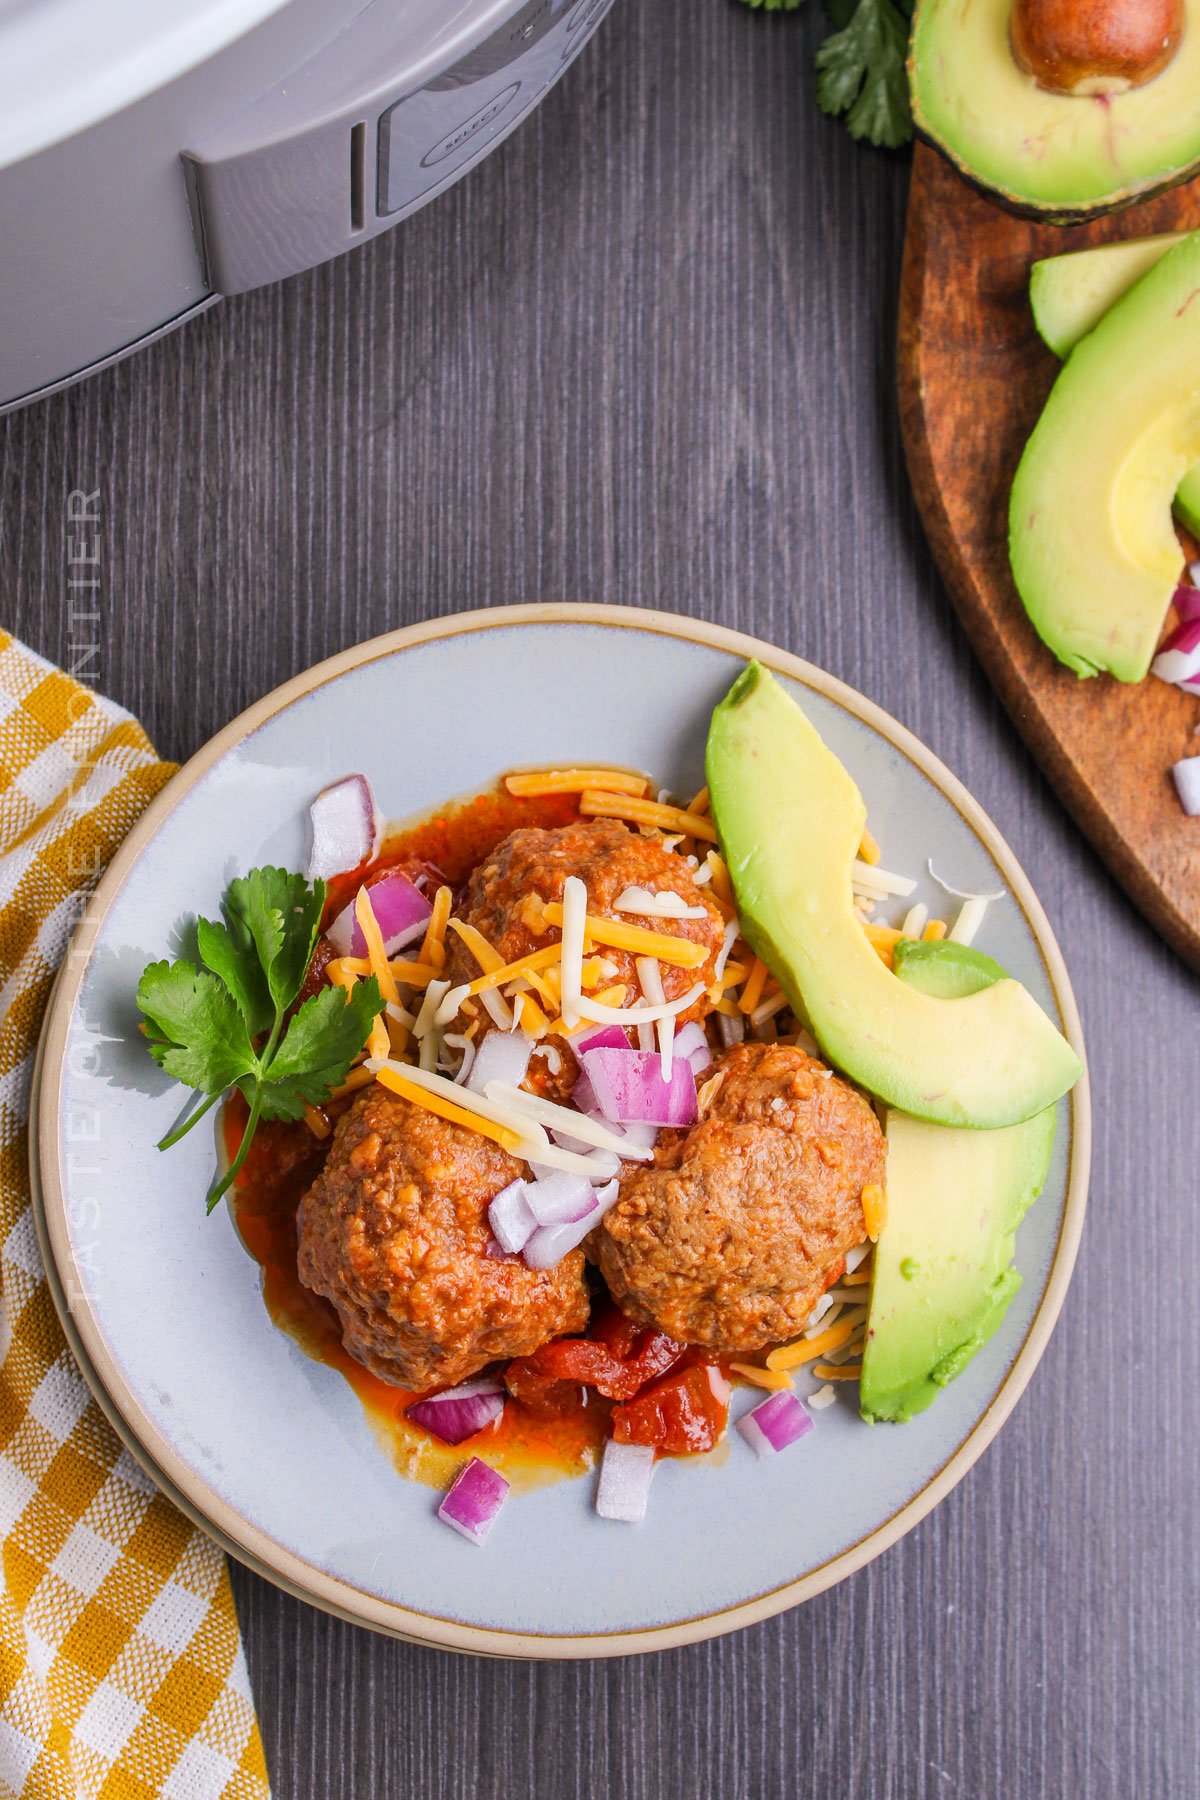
[706,663,1081,1127]
[860,943,1057,1424]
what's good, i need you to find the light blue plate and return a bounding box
[34,606,1090,1657]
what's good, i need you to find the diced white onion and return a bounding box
[595,1440,656,1523]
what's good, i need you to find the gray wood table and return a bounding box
[2,4,1197,1796]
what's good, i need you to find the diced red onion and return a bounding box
[437,1458,510,1543]
[568,1072,660,1158]
[307,774,380,881]
[580,1046,699,1128]
[466,1030,533,1097]
[595,1439,656,1523]
[409,1378,505,1445]
[1172,755,1200,816]
[326,872,432,958]
[523,1172,597,1227]
[571,1024,630,1055]
[1151,617,1200,687]
[673,1021,713,1076]
[737,1391,814,1459]
[1179,581,1200,619]
[488,1179,537,1254]
[522,1179,618,1269]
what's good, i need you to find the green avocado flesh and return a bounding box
[860,940,1057,1423]
[705,663,1081,1128]
[910,0,1200,217]
[1029,233,1200,538]
[1010,230,1200,682]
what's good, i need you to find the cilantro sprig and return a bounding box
[137,868,381,1212]
[736,0,914,151]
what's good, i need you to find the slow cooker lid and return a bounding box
[0,0,306,167]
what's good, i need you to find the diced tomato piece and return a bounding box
[505,1316,682,1407]
[296,935,337,1006]
[611,1364,729,1456]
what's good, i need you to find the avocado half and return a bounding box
[705,664,1081,1129]
[1010,230,1200,681]
[1029,232,1200,538]
[910,0,1200,220]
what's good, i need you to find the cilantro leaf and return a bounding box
[226,867,325,1014]
[814,0,913,149]
[137,867,380,1215]
[258,979,382,1120]
[196,915,273,1038]
[137,961,257,1092]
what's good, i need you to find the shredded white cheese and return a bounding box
[901,902,928,938]
[559,875,587,1031]
[635,955,675,1077]
[851,860,918,900]
[483,1082,653,1163]
[713,919,739,982]
[949,895,990,946]
[808,1385,837,1412]
[614,885,707,921]
[413,978,451,1040]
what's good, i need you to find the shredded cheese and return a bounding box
[766,1318,860,1372]
[858,827,882,866]
[354,890,402,1009]
[862,922,904,969]
[504,767,648,798]
[811,1363,862,1382]
[578,790,719,843]
[613,885,708,921]
[373,1064,524,1153]
[688,785,710,816]
[861,1183,886,1242]
[738,957,769,1016]
[923,918,948,941]
[729,1363,793,1392]
[559,874,587,1030]
[750,990,789,1031]
[302,1105,331,1140]
[419,884,453,970]
[329,1066,374,1102]
[574,982,704,1029]
[539,901,708,968]
[949,895,989,946]
[483,1082,651,1162]
[413,977,451,1040]
[851,860,917,900]
[635,956,674,1076]
[901,902,928,939]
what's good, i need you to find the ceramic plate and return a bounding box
[33,605,1090,1657]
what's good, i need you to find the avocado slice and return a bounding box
[705,663,1081,1128]
[860,941,1056,1423]
[1010,230,1200,682]
[1029,233,1200,539]
[910,0,1200,219]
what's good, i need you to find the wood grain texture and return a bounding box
[900,143,1200,971]
[1,4,1198,1797]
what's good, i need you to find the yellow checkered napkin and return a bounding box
[0,633,270,1800]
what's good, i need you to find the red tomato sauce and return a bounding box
[226,785,636,1491]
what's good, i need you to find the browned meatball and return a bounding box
[448,819,725,1097]
[592,1042,884,1354]
[297,1084,589,1390]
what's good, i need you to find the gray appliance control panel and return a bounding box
[185,0,615,297]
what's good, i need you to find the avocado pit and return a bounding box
[1010,0,1185,97]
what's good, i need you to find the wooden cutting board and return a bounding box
[898,142,1200,971]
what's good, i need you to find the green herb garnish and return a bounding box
[137,867,381,1211]
[736,0,914,151]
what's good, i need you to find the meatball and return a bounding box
[448,819,725,1091]
[592,1042,884,1354]
[296,1084,589,1390]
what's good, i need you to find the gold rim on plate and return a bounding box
[33,603,1091,1658]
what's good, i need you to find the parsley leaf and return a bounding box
[732,0,914,151]
[815,0,913,149]
[137,867,382,1213]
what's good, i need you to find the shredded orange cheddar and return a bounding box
[505,767,648,798]
[578,790,719,844]
[373,1065,523,1152]
[923,918,947,941]
[302,1105,331,1140]
[688,784,711,816]
[766,1318,859,1372]
[862,923,904,969]
[420,884,453,969]
[858,827,882,866]
[329,1066,375,1102]
[540,902,708,968]
[842,1268,873,1287]
[738,956,769,1016]
[705,850,733,905]
[355,889,402,1009]
[367,1014,390,1062]
[862,1184,886,1242]
[730,1363,793,1392]
[812,1363,863,1382]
